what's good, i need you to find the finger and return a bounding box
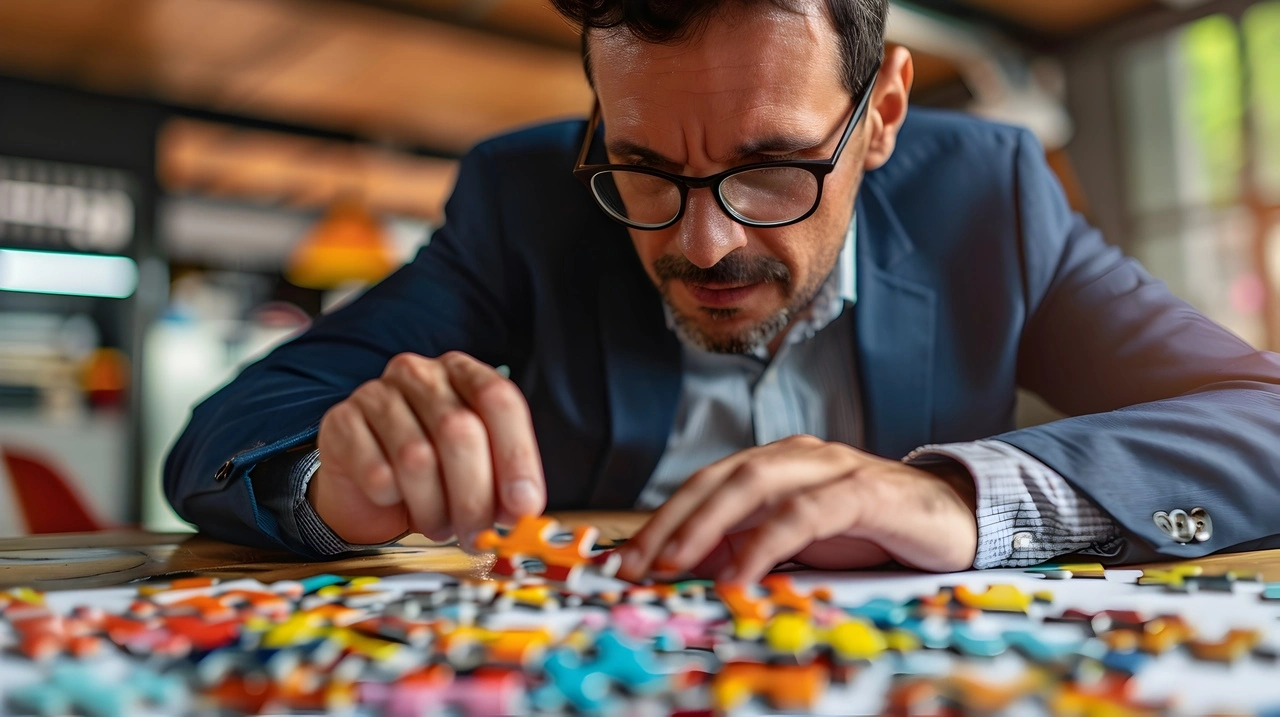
[615,445,765,582]
[441,352,545,523]
[349,381,448,536]
[651,441,861,578]
[719,480,865,584]
[384,354,495,544]
[320,402,398,507]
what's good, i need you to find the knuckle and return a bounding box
[384,352,420,377]
[782,493,823,527]
[732,461,771,492]
[396,441,436,472]
[361,462,394,487]
[474,377,524,414]
[439,350,468,365]
[350,379,386,405]
[387,353,443,387]
[435,409,485,446]
[324,402,359,433]
[686,467,718,492]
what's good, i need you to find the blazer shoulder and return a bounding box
[872,107,1033,188]
[468,119,589,172]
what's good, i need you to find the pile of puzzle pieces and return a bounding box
[1,516,1280,715]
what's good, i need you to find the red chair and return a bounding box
[2,447,107,534]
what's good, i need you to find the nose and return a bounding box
[676,188,747,269]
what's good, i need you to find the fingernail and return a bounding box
[505,480,541,514]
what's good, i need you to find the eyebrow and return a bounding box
[606,133,827,170]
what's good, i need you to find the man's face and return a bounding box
[590,2,867,353]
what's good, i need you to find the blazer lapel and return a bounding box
[587,237,683,509]
[855,178,938,459]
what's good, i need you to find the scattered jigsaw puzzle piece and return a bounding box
[1186,628,1262,662]
[534,628,669,713]
[9,663,185,717]
[1053,672,1169,716]
[940,669,1050,712]
[949,624,1008,657]
[824,616,888,662]
[845,597,909,628]
[952,584,1034,613]
[1136,565,1203,590]
[362,665,525,717]
[476,516,618,583]
[1025,563,1106,580]
[1002,630,1090,663]
[712,661,828,712]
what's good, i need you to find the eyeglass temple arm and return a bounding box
[575,101,602,168]
[831,71,879,160]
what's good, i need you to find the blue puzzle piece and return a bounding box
[9,663,185,717]
[1262,584,1280,600]
[298,574,346,593]
[1101,649,1149,674]
[846,598,908,628]
[536,629,669,714]
[899,617,951,649]
[949,624,1007,657]
[125,668,186,709]
[1002,630,1088,663]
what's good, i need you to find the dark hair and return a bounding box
[549,0,888,97]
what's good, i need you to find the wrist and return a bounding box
[912,459,978,514]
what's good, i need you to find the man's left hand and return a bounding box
[614,435,978,584]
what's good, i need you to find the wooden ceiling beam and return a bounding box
[158,118,458,221]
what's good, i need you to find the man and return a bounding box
[165,0,1280,584]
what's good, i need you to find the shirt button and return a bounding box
[1011,532,1034,551]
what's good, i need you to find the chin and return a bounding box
[672,306,791,355]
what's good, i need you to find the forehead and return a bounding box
[587,3,846,158]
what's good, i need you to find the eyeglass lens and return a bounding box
[590,166,820,228]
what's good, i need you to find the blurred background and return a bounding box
[0,0,1275,536]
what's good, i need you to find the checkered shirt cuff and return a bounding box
[906,439,1123,569]
[285,449,405,556]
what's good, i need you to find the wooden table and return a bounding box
[1,512,1277,590]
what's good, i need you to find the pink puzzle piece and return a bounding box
[360,666,525,717]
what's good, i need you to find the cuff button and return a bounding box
[214,461,234,482]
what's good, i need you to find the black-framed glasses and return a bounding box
[573,70,878,230]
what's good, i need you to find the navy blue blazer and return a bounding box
[165,108,1280,564]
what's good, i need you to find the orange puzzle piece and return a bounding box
[712,661,829,711]
[716,575,835,623]
[475,516,618,582]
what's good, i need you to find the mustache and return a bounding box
[652,252,791,288]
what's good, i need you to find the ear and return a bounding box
[864,45,914,171]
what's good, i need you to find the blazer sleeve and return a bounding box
[998,129,1280,564]
[163,144,529,552]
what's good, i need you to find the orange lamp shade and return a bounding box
[286,198,397,289]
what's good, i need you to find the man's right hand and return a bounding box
[307,351,546,547]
